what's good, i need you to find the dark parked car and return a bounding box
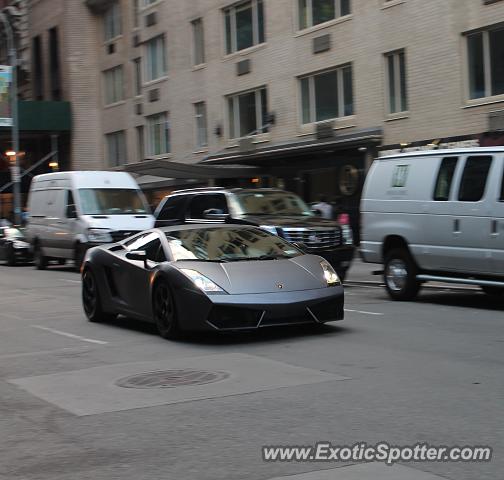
[154,188,355,280]
[81,225,344,339]
[0,227,32,266]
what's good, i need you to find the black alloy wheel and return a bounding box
[153,282,180,340]
[82,269,114,323]
[6,245,16,266]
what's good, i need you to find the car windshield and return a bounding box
[78,189,149,215]
[233,191,314,216]
[4,228,25,239]
[166,227,302,262]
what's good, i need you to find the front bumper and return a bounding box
[177,285,344,332]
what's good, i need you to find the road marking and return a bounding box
[0,347,87,360]
[59,279,81,284]
[344,308,384,316]
[31,325,109,345]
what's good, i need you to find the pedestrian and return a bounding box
[312,195,333,219]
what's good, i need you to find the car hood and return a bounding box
[81,214,154,231]
[174,254,328,294]
[236,214,339,229]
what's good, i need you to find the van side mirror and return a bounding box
[126,250,147,266]
[66,204,77,219]
[203,208,229,221]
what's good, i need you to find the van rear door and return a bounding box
[489,155,504,276]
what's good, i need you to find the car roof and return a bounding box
[158,224,257,233]
[167,187,288,197]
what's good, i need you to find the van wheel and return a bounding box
[481,286,504,298]
[34,244,48,270]
[384,249,420,301]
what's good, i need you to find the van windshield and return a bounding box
[78,189,149,215]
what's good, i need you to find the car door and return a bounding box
[185,193,230,224]
[489,155,504,276]
[115,231,165,318]
[449,155,494,274]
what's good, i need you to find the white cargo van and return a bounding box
[26,171,154,269]
[360,147,504,300]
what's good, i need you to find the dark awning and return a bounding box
[121,159,260,179]
[200,127,383,165]
[0,101,72,132]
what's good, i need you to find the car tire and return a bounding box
[34,244,48,270]
[6,245,16,266]
[481,286,504,298]
[74,243,86,272]
[384,248,420,301]
[82,268,115,323]
[153,282,181,340]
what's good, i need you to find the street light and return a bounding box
[0,10,20,226]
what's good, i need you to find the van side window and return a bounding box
[458,156,493,202]
[433,157,458,201]
[66,190,77,218]
[500,166,504,201]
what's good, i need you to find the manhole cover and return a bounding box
[116,369,230,389]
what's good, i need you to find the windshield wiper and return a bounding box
[175,258,230,263]
[230,255,290,262]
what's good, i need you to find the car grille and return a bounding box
[110,230,141,242]
[282,227,342,250]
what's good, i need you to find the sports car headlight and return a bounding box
[320,260,340,286]
[87,228,113,243]
[259,225,278,235]
[180,269,225,293]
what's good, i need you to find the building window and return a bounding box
[32,35,44,101]
[195,102,208,148]
[300,65,353,124]
[106,131,127,167]
[145,35,167,82]
[224,0,265,54]
[103,1,121,42]
[48,27,61,100]
[385,49,407,113]
[136,125,145,160]
[192,18,205,65]
[104,66,124,105]
[298,0,351,30]
[133,58,142,95]
[133,0,140,28]
[147,112,170,156]
[228,87,268,138]
[142,0,158,7]
[467,26,504,99]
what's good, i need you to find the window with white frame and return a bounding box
[133,0,140,28]
[147,112,170,156]
[227,87,268,138]
[194,102,208,148]
[298,0,351,30]
[145,35,167,82]
[136,125,145,160]
[104,65,124,105]
[385,49,407,113]
[467,26,504,100]
[103,1,121,42]
[224,0,265,54]
[192,18,206,65]
[141,0,158,7]
[300,65,353,123]
[106,131,126,167]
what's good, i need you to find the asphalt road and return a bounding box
[0,261,502,480]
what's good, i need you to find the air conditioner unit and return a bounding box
[315,120,335,139]
[489,110,504,132]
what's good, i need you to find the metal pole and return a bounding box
[0,12,20,226]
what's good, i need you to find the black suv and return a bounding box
[154,188,354,279]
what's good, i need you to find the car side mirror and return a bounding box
[292,242,308,253]
[66,204,77,219]
[203,208,229,221]
[126,250,147,266]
